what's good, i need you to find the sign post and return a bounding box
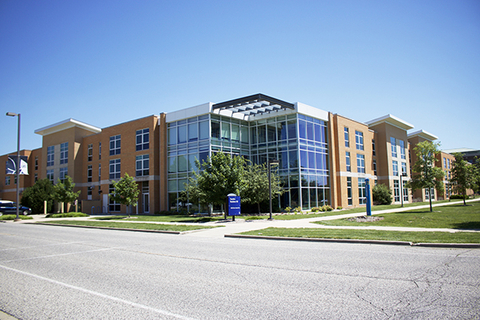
[227,193,241,221]
[365,178,372,216]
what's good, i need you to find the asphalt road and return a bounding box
[1,223,479,319]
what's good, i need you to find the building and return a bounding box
[0,93,458,213]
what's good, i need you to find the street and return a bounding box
[1,223,479,319]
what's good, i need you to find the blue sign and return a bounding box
[228,195,241,216]
[365,178,372,216]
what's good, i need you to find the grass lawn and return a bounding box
[92,214,225,223]
[315,201,480,229]
[38,220,220,232]
[239,227,480,243]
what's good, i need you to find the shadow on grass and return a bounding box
[453,222,480,230]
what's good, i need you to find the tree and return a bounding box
[473,157,480,194]
[407,141,444,212]
[242,163,284,214]
[372,184,393,205]
[450,153,476,205]
[20,178,56,214]
[53,176,81,212]
[109,173,140,217]
[182,152,247,217]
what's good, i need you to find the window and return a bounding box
[399,140,405,160]
[403,180,408,202]
[35,157,38,170]
[372,139,376,156]
[98,164,101,182]
[5,176,10,185]
[443,157,446,168]
[347,177,352,206]
[109,159,121,179]
[357,154,365,173]
[358,178,366,204]
[394,180,400,202]
[136,128,149,151]
[447,158,451,169]
[373,159,377,175]
[390,137,397,158]
[355,131,364,150]
[136,154,149,176]
[425,188,435,200]
[401,162,407,175]
[87,165,93,182]
[346,152,351,172]
[87,144,93,161]
[110,135,121,155]
[344,127,349,147]
[34,173,38,182]
[99,142,102,160]
[109,184,121,212]
[393,160,398,176]
[188,123,198,142]
[60,142,68,164]
[59,167,68,182]
[47,146,54,167]
[47,169,54,183]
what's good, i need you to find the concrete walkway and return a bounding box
[12,199,479,239]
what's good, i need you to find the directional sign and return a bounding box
[227,195,241,216]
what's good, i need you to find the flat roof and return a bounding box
[407,129,438,141]
[365,114,414,130]
[35,118,102,136]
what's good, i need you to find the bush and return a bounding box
[295,206,302,213]
[322,205,333,211]
[311,207,320,213]
[372,184,393,205]
[337,206,342,210]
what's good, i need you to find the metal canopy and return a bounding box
[212,94,295,117]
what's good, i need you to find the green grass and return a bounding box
[47,212,89,218]
[38,220,219,232]
[239,227,480,243]
[315,201,480,229]
[92,214,225,223]
[0,214,33,220]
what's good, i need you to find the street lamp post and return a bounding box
[6,112,21,221]
[400,172,408,207]
[268,159,279,220]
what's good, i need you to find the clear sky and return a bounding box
[1,0,479,155]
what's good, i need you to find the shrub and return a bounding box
[285,207,292,213]
[337,206,342,210]
[20,178,56,214]
[322,205,333,211]
[311,207,320,213]
[295,206,302,213]
[450,194,468,200]
[372,184,393,205]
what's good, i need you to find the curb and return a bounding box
[225,234,480,248]
[34,223,182,235]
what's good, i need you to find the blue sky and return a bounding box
[1,0,479,155]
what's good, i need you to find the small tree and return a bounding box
[407,141,444,212]
[450,153,476,205]
[21,178,56,214]
[53,176,81,212]
[109,173,140,217]
[372,184,392,205]
[188,152,247,217]
[242,163,284,214]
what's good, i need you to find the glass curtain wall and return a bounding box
[167,112,330,212]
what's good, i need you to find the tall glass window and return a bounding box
[59,167,68,182]
[110,135,121,155]
[355,131,364,150]
[394,180,400,202]
[87,144,93,161]
[60,142,68,164]
[344,127,349,147]
[109,159,121,179]
[47,146,54,167]
[391,137,397,158]
[87,165,92,182]
[399,140,405,159]
[136,128,150,151]
[346,152,351,172]
[393,160,398,176]
[358,178,366,204]
[347,177,352,206]
[136,154,149,176]
[357,154,365,173]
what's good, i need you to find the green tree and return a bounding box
[242,163,284,214]
[53,176,81,212]
[372,183,393,205]
[109,173,140,217]
[407,141,444,212]
[183,152,247,217]
[450,153,476,205]
[473,157,480,194]
[20,178,56,214]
